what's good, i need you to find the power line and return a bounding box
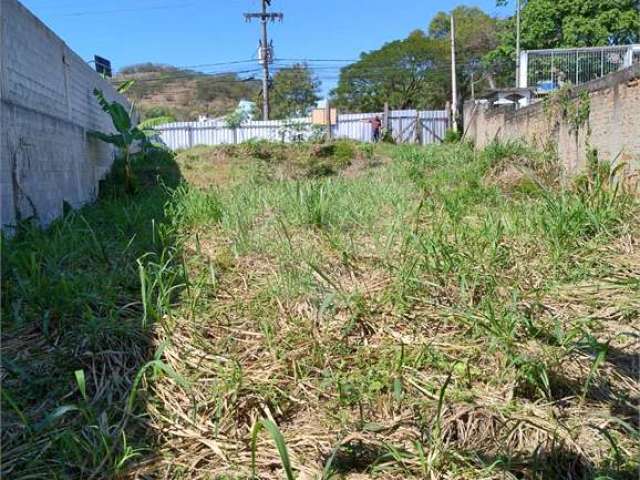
[111,69,262,85]
[114,63,508,83]
[118,59,258,72]
[271,58,503,69]
[108,53,512,88]
[113,63,497,88]
[112,54,506,82]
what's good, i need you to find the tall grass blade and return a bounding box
[251,418,295,480]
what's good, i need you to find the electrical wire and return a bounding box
[113,59,502,85]
[111,68,263,85]
[108,51,511,91]
[119,59,258,71]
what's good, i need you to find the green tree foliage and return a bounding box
[332,31,450,112]
[429,6,498,64]
[195,74,259,104]
[263,64,321,119]
[332,8,500,112]
[141,105,175,120]
[428,7,500,96]
[489,0,640,85]
[497,0,640,47]
[119,63,181,75]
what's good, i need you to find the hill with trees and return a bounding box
[117,62,322,122]
[115,63,261,121]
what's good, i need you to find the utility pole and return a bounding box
[244,0,283,120]
[450,13,458,132]
[470,71,475,100]
[515,0,521,87]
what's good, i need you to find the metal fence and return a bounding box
[154,109,450,150]
[519,44,640,92]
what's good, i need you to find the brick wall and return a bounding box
[463,64,640,176]
[1,0,132,230]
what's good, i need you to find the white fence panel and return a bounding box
[419,111,449,145]
[390,110,417,143]
[192,126,235,145]
[334,112,381,142]
[155,109,449,150]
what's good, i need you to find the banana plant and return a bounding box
[89,88,146,193]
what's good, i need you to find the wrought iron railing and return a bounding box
[518,45,640,92]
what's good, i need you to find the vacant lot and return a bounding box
[2,141,639,479]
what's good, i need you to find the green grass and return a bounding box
[2,141,638,479]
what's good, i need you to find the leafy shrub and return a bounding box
[381,129,396,144]
[142,105,175,120]
[305,160,336,178]
[224,109,250,129]
[443,128,462,143]
[358,143,375,163]
[310,144,336,158]
[239,140,285,161]
[332,140,356,167]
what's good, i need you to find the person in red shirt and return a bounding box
[364,115,383,142]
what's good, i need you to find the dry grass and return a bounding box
[3,142,638,479]
[131,144,639,479]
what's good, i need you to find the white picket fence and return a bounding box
[154,109,450,150]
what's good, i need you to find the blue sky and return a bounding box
[21,0,515,95]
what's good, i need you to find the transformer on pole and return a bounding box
[244,1,283,121]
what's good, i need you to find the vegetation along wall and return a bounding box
[0,0,132,230]
[464,63,640,176]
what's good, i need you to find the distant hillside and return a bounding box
[115,63,261,121]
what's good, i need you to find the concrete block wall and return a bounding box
[463,64,640,176]
[1,0,132,229]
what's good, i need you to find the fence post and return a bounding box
[383,102,390,134]
[519,50,528,88]
[188,126,194,149]
[445,101,451,131]
[623,46,634,68]
[326,101,333,141]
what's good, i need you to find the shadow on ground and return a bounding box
[1,148,184,478]
[479,443,639,480]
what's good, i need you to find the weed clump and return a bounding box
[481,140,561,194]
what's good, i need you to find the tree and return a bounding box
[500,0,640,47]
[429,6,498,64]
[332,31,450,112]
[488,0,640,85]
[265,64,321,119]
[428,7,500,96]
